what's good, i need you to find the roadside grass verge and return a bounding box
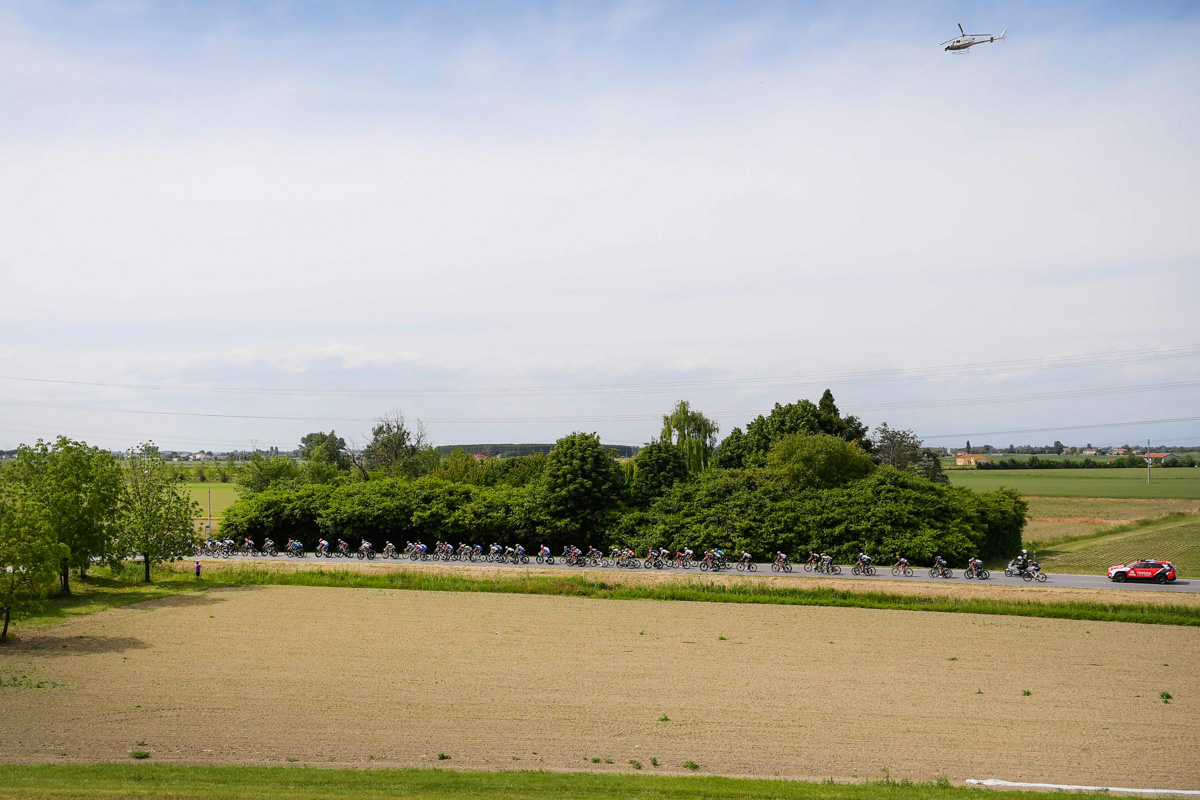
[0,764,1032,800]
[189,562,1200,627]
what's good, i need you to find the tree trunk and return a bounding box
[60,560,71,596]
[144,553,152,584]
[1,605,10,644]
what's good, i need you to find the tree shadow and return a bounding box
[7,635,150,656]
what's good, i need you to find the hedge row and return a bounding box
[220,467,1024,563]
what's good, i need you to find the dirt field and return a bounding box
[2,586,1198,788]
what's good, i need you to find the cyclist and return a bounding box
[538,544,551,559]
[514,543,525,559]
[262,537,275,552]
[820,552,833,573]
[337,538,350,556]
[317,538,329,555]
[739,550,753,566]
[359,538,372,554]
[807,551,821,569]
[856,552,872,571]
[933,554,948,576]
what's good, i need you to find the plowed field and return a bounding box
[2,586,1197,788]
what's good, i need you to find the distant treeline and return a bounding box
[436,443,640,458]
[978,454,1198,470]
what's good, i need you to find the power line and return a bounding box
[1,377,1196,424]
[0,343,1196,398]
[921,416,1200,440]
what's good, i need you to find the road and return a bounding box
[197,552,1199,593]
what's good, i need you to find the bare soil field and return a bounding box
[2,586,1198,789]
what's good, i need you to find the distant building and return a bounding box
[1110,447,1128,455]
[472,453,487,462]
[1081,449,1098,456]
[955,452,990,466]
[1144,452,1180,465]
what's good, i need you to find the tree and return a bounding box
[237,454,301,495]
[0,489,66,643]
[766,434,874,491]
[114,444,200,583]
[911,450,949,484]
[714,426,748,469]
[660,401,719,474]
[361,410,431,478]
[538,432,624,541]
[736,391,870,468]
[1,437,122,594]
[299,432,350,471]
[873,423,924,471]
[629,440,689,506]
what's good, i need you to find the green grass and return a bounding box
[185,483,241,517]
[10,554,1200,646]
[947,468,1200,498]
[0,765,1038,800]
[11,569,201,633]
[191,563,1200,627]
[1038,516,1200,578]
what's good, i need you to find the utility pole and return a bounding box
[1145,438,1152,484]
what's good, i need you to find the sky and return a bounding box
[1,1,1198,453]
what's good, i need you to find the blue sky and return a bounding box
[1,1,1198,451]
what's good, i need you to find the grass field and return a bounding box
[3,585,1197,788]
[184,484,240,517]
[0,765,1047,800]
[1023,497,1200,545]
[1038,516,1200,578]
[948,467,1200,498]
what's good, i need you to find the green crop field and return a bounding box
[1037,516,1200,578]
[943,453,1128,465]
[185,483,241,517]
[947,468,1200,498]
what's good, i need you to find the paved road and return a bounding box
[197,553,1198,593]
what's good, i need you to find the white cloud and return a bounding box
[0,5,1197,449]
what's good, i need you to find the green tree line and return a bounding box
[222,393,1023,564]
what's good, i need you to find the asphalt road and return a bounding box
[196,552,1198,593]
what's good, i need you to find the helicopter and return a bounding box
[942,23,1006,52]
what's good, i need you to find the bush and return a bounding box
[621,467,1023,564]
